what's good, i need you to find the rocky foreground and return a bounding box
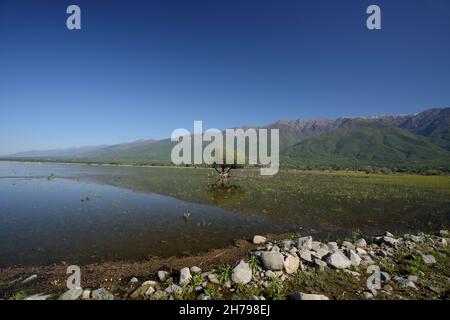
[2,231,449,300]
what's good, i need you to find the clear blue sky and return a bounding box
[1,0,450,155]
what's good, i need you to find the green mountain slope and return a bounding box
[282,123,450,168]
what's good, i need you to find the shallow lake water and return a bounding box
[0,161,449,267]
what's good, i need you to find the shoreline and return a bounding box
[1,230,448,300]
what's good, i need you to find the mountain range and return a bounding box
[4,107,450,170]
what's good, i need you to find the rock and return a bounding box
[152,290,168,300]
[342,241,355,250]
[356,248,368,255]
[145,286,155,295]
[326,251,351,269]
[82,289,91,300]
[261,251,284,271]
[284,254,300,274]
[289,292,329,300]
[349,250,361,267]
[384,231,395,237]
[314,259,327,271]
[380,272,391,282]
[157,270,170,282]
[59,287,83,300]
[165,284,182,295]
[420,253,436,264]
[312,244,330,259]
[130,284,152,299]
[395,277,417,290]
[294,236,313,250]
[190,266,202,274]
[207,273,220,284]
[22,274,37,284]
[142,280,158,287]
[179,267,192,286]
[129,277,139,284]
[249,295,259,300]
[355,238,367,249]
[253,235,267,244]
[223,280,232,289]
[197,293,211,300]
[231,260,252,284]
[298,249,313,262]
[383,284,393,292]
[363,291,374,299]
[327,242,339,253]
[25,293,52,300]
[438,238,447,247]
[92,288,114,300]
[407,275,418,282]
[271,245,281,253]
[265,270,276,278]
[409,235,423,243]
[378,236,398,247]
[439,230,448,237]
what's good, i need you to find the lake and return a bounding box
[0,161,449,267]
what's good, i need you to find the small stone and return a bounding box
[294,236,313,250]
[190,266,202,274]
[165,284,182,295]
[25,293,52,300]
[355,238,367,249]
[231,260,252,284]
[179,267,192,286]
[327,242,339,253]
[395,277,417,290]
[363,291,374,299]
[314,259,327,271]
[142,280,158,287]
[265,270,276,278]
[289,292,329,300]
[261,251,284,271]
[420,253,436,265]
[207,273,220,284]
[356,248,368,255]
[130,284,152,299]
[298,249,313,262]
[82,289,91,300]
[59,287,83,300]
[284,254,300,274]
[129,277,139,284]
[145,286,155,295]
[349,250,361,267]
[342,241,355,250]
[379,236,398,247]
[384,231,395,237]
[410,235,423,243]
[223,280,232,289]
[253,235,267,244]
[197,293,211,300]
[407,275,418,282]
[92,288,114,300]
[439,230,448,237]
[153,290,168,300]
[326,251,351,269]
[157,270,170,282]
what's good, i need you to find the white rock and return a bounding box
[197,293,211,300]
[349,250,362,267]
[326,251,351,269]
[314,259,327,271]
[207,273,220,284]
[294,236,312,250]
[343,269,360,277]
[231,260,252,284]
[91,288,114,300]
[355,238,367,248]
[298,249,313,262]
[142,280,158,287]
[265,270,276,278]
[165,284,182,295]
[290,292,329,300]
[190,266,202,274]
[25,293,52,300]
[157,270,170,282]
[59,287,83,300]
[22,274,37,284]
[327,242,339,253]
[420,253,436,264]
[261,251,284,271]
[284,254,300,274]
[129,277,138,284]
[342,241,355,250]
[179,267,192,286]
[145,286,155,295]
[252,235,267,244]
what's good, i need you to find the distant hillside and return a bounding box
[282,121,450,168]
[3,107,449,170]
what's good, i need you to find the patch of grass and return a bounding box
[248,255,261,273]
[264,277,284,300]
[8,291,26,300]
[217,265,232,284]
[190,274,203,287]
[205,286,222,300]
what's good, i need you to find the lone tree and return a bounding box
[211,147,237,179]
